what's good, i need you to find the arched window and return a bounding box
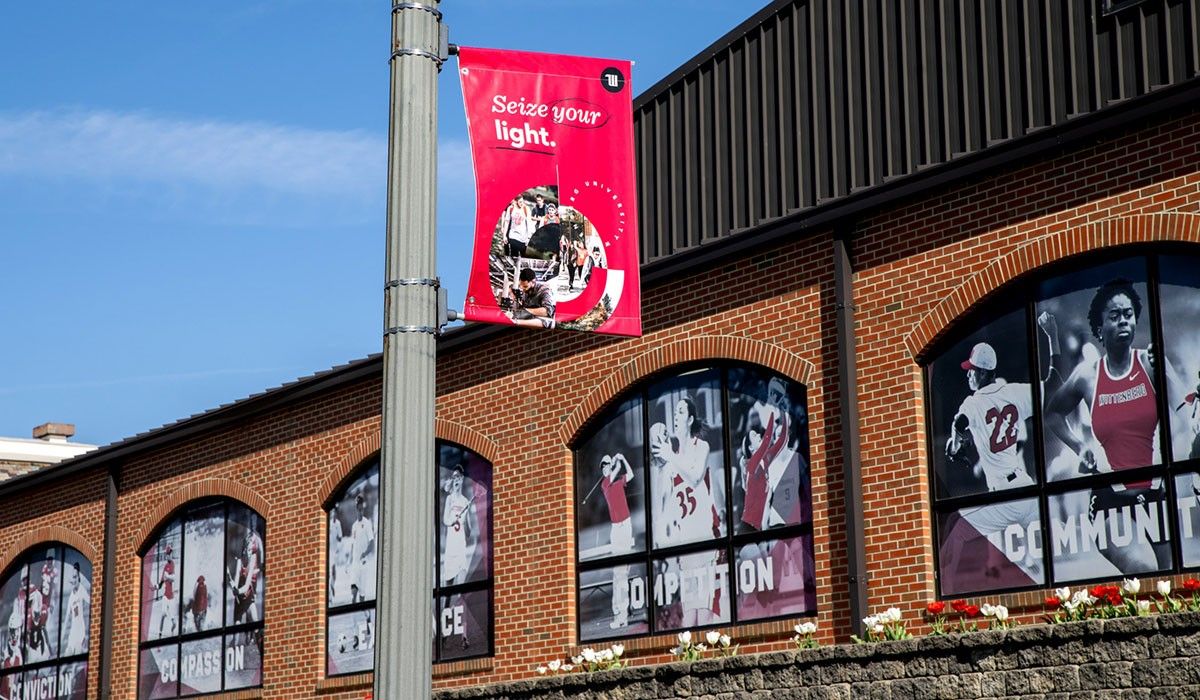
[573,363,815,642]
[925,249,1200,597]
[137,500,265,698]
[325,441,493,677]
[0,544,92,699]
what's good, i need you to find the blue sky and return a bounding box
[0,1,756,447]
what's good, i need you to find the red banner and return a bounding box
[457,47,641,337]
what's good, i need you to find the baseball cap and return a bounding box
[961,342,998,371]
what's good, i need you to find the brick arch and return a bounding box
[904,212,1200,361]
[558,335,815,445]
[0,526,98,575]
[318,420,502,507]
[135,478,271,553]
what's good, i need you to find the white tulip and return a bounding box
[1055,587,1071,602]
[548,660,561,672]
[601,649,614,661]
[862,615,879,628]
[798,621,817,635]
[669,646,681,656]
[719,634,731,648]
[706,630,721,646]
[1122,578,1141,595]
[884,607,902,623]
[1157,580,1171,597]
[582,648,597,663]
[561,664,574,672]
[1137,600,1151,614]
[678,631,692,645]
[571,655,582,665]
[695,643,707,651]
[872,623,885,635]
[993,605,1008,622]
[536,666,548,675]
[980,603,995,618]
[612,644,624,657]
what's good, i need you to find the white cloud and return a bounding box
[0,109,385,199]
[0,108,475,226]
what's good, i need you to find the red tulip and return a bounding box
[950,599,968,613]
[926,601,946,615]
[1044,596,1061,609]
[965,604,980,617]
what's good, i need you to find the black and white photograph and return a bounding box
[24,547,61,665]
[222,631,262,691]
[141,523,182,643]
[1048,483,1172,582]
[438,443,491,587]
[328,462,378,607]
[59,552,91,659]
[727,367,810,533]
[1157,254,1200,464]
[54,660,87,700]
[224,506,265,629]
[647,368,727,550]
[182,506,224,636]
[734,534,815,622]
[1174,472,1200,568]
[927,308,1039,499]
[177,636,222,696]
[0,564,27,672]
[1037,259,1160,482]
[436,590,490,662]
[326,610,374,677]
[138,645,179,699]
[937,497,1044,596]
[652,548,730,632]
[487,184,608,330]
[0,672,18,700]
[576,397,646,563]
[578,562,649,642]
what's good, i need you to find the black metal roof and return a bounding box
[633,0,1200,265]
[8,0,1199,496]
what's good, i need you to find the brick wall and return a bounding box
[0,103,1194,699]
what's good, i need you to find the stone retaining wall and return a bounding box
[436,613,1200,699]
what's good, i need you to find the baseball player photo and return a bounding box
[648,369,727,551]
[728,368,811,534]
[1038,260,1174,581]
[328,462,379,607]
[437,443,492,587]
[929,306,1060,592]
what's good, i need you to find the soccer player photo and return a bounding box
[1037,258,1172,580]
[728,367,810,534]
[328,464,379,608]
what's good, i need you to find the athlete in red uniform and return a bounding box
[1044,279,1175,573]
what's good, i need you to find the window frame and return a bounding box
[572,361,816,644]
[135,498,266,699]
[924,245,1200,599]
[323,440,495,679]
[0,543,92,698]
